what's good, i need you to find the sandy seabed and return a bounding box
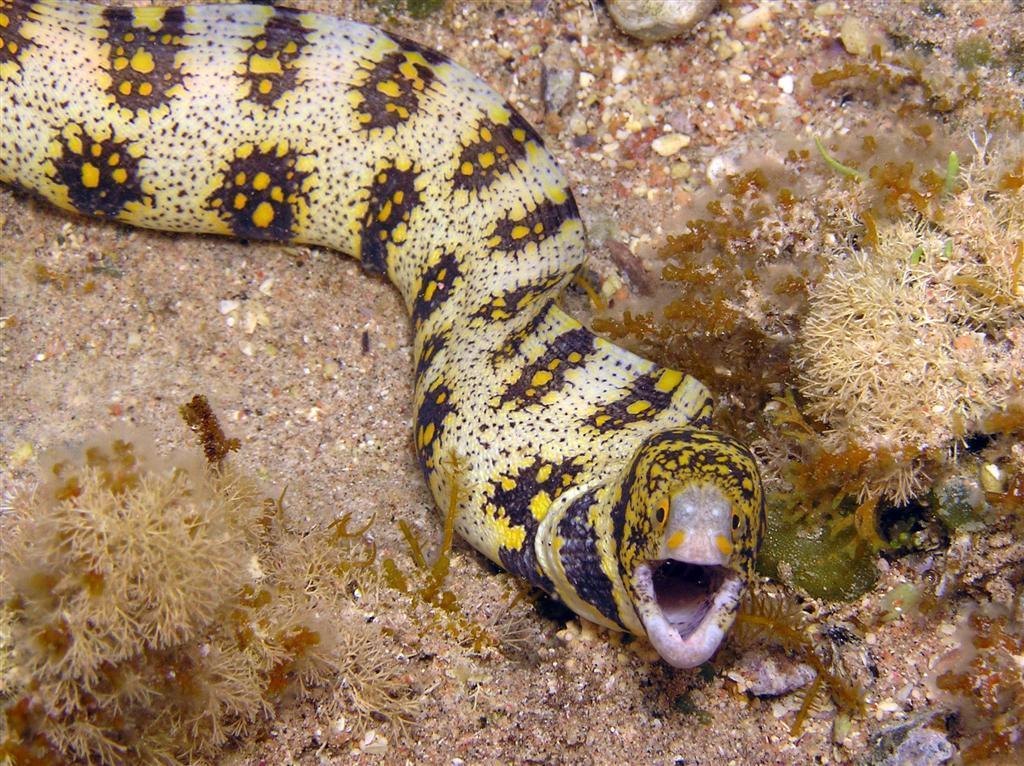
[2,1,1022,764]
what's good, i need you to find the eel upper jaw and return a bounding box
[633,483,743,669]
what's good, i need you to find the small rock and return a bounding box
[666,110,695,134]
[840,17,870,56]
[731,648,817,697]
[778,74,795,94]
[735,4,772,31]
[10,442,33,467]
[934,474,984,531]
[670,158,691,180]
[541,40,578,115]
[607,0,718,42]
[651,132,691,156]
[980,462,1005,493]
[705,152,741,185]
[360,730,388,756]
[862,716,955,766]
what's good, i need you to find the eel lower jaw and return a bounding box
[633,560,742,669]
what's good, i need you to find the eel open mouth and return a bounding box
[633,559,742,668]
[632,482,744,668]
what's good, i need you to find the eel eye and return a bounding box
[655,498,668,525]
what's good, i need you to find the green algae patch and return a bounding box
[757,496,879,602]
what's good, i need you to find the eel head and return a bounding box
[619,429,764,668]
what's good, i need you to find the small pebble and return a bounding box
[705,152,741,184]
[360,730,388,756]
[606,0,718,42]
[980,462,1005,492]
[736,4,772,31]
[778,74,795,94]
[840,17,870,56]
[541,40,578,114]
[651,133,691,156]
[715,38,743,61]
[865,716,956,766]
[10,442,33,467]
[730,648,817,697]
[670,159,691,180]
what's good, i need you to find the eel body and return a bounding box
[0,0,765,668]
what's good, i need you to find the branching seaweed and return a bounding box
[733,589,866,736]
[381,451,530,656]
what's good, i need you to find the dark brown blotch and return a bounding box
[584,370,678,432]
[354,45,438,131]
[0,0,33,76]
[101,5,186,113]
[206,142,315,240]
[495,327,594,407]
[358,162,421,274]
[453,112,542,193]
[49,124,149,218]
[242,6,311,108]
[411,251,461,328]
[489,457,585,593]
[415,377,456,477]
[488,196,579,254]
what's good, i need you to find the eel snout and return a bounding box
[634,483,743,669]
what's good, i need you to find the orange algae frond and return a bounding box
[328,511,378,571]
[593,162,807,437]
[398,519,428,570]
[809,42,981,115]
[179,393,240,466]
[930,605,1024,761]
[382,452,528,655]
[771,391,922,516]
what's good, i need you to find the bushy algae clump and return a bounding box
[929,603,1024,762]
[797,134,1023,504]
[0,421,417,765]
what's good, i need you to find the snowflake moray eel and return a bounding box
[0,0,765,668]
